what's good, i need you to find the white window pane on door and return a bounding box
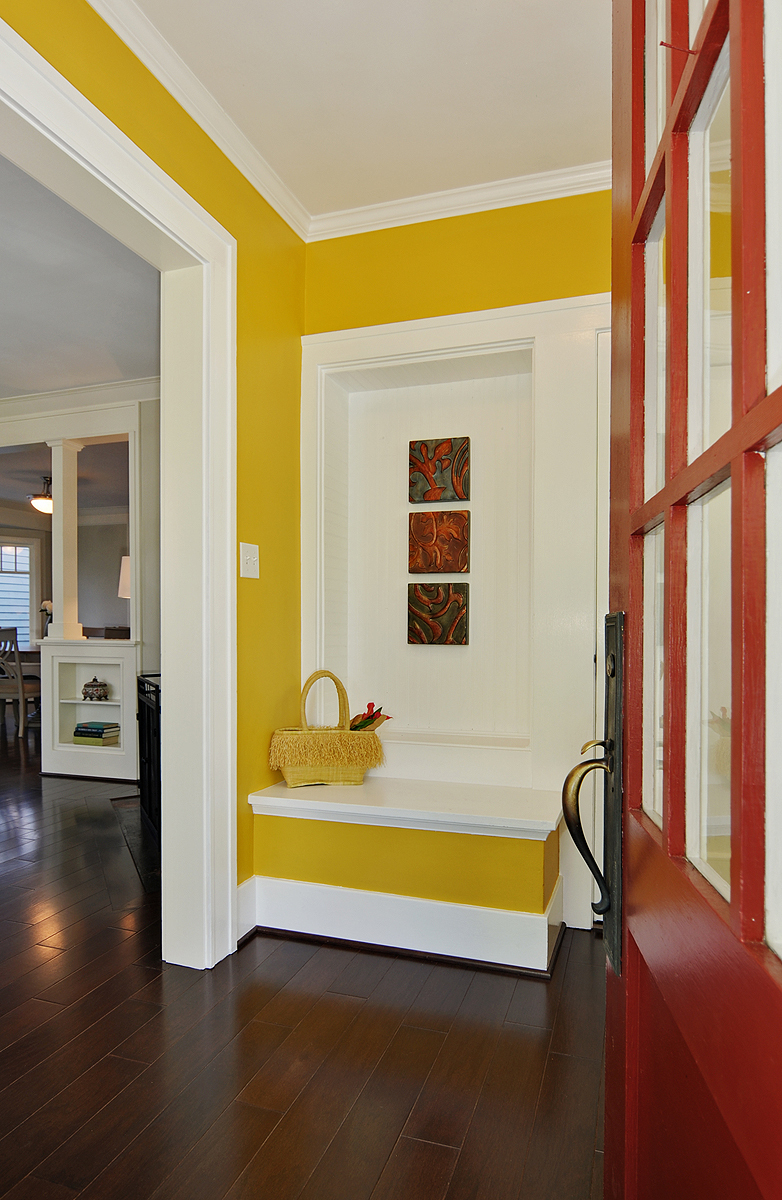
[645,204,667,499]
[766,0,782,393]
[643,524,665,826]
[689,45,732,461]
[645,0,667,172]
[767,445,782,958]
[687,480,732,898]
[690,0,707,43]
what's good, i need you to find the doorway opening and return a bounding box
[0,24,236,969]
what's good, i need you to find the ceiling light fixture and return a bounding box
[28,476,53,514]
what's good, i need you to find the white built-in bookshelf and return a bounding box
[41,639,139,780]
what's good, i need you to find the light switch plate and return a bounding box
[239,542,260,578]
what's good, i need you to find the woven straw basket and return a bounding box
[269,670,384,787]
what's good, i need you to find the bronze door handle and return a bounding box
[562,755,611,915]
[580,738,606,755]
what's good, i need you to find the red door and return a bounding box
[609,0,782,1196]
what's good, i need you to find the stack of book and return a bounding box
[73,721,120,746]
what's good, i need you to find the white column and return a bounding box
[46,438,84,640]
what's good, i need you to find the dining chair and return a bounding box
[0,628,41,737]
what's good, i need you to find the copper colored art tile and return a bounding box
[409,437,470,502]
[409,511,469,574]
[408,583,469,645]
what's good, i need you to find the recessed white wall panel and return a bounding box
[301,297,610,920]
[528,327,601,792]
[346,372,531,749]
[319,375,350,707]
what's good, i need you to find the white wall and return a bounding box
[138,395,160,671]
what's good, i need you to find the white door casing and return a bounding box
[0,19,237,969]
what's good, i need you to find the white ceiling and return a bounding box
[0,441,129,510]
[0,155,160,400]
[90,0,612,229]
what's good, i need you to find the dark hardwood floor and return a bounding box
[0,715,605,1199]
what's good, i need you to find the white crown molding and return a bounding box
[0,376,160,407]
[306,160,613,241]
[85,0,311,239]
[86,1,611,242]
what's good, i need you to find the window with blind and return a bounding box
[0,544,31,642]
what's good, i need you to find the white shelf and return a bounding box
[250,777,563,841]
[41,641,139,781]
[59,740,122,751]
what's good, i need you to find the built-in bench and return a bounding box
[246,778,564,972]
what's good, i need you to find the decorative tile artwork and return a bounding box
[408,583,469,645]
[409,437,470,502]
[409,510,469,573]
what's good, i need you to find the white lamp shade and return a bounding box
[118,556,131,599]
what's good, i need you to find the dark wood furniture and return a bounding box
[137,672,161,846]
[0,627,41,736]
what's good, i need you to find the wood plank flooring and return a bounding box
[0,717,605,1199]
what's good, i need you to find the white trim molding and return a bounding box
[87,1,611,242]
[238,873,563,972]
[0,17,237,969]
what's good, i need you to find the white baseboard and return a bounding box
[237,875,259,941]
[236,873,563,972]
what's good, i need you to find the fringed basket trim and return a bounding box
[269,728,384,770]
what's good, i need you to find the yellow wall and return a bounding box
[0,0,306,884]
[255,816,559,914]
[3,3,611,911]
[305,190,612,333]
[711,209,732,280]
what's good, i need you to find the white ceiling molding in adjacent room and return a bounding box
[0,377,159,419]
[87,0,612,242]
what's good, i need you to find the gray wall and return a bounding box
[78,522,130,629]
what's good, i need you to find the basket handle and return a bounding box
[300,670,350,731]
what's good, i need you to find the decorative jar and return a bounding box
[82,676,109,702]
